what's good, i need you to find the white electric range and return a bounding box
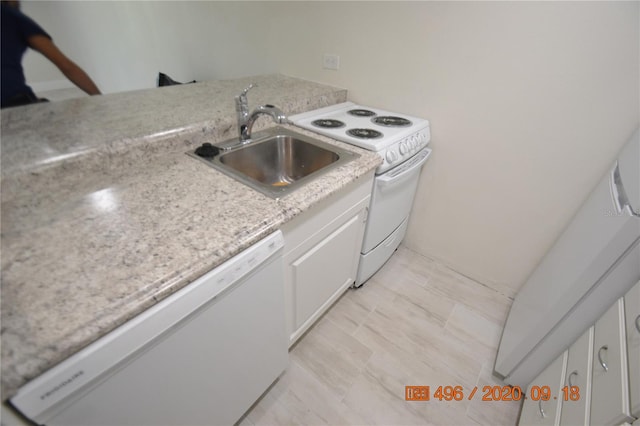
[290,102,432,286]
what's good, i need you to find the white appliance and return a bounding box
[291,102,432,286]
[495,129,640,388]
[8,231,287,426]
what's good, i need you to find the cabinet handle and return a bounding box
[597,345,609,372]
[538,400,547,418]
[635,314,640,334]
[611,163,640,217]
[567,370,578,387]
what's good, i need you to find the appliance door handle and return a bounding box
[383,227,400,247]
[610,162,639,217]
[538,400,547,418]
[597,345,609,372]
[378,148,431,188]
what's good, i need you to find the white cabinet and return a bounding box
[590,298,633,426]
[292,210,365,326]
[560,328,593,426]
[520,280,640,426]
[521,351,567,426]
[282,172,374,346]
[626,280,640,418]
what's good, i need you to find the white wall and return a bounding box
[21,1,278,94]
[19,1,639,297]
[264,1,639,296]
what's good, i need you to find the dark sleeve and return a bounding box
[13,8,51,42]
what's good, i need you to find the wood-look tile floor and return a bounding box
[240,245,522,426]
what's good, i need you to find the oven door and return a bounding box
[362,147,432,253]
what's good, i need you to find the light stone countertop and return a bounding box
[0,75,381,400]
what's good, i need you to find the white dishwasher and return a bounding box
[8,231,287,426]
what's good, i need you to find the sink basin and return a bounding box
[189,127,359,198]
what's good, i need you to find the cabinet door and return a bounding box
[559,327,593,426]
[590,298,634,426]
[292,207,365,330]
[626,280,640,418]
[520,351,567,426]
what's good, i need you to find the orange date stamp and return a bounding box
[405,385,580,402]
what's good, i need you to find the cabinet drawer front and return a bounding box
[626,279,640,418]
[520,351,567,426]
[560,327,593,426]
[282,173,372,256]
[591,298,633,426]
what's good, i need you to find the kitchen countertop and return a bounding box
[0,74,381,400]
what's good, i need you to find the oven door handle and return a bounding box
[378,148,431,188]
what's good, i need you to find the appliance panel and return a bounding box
[362,148,431,252]
[495,128,640,387]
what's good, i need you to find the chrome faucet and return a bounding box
[235,84,288,143]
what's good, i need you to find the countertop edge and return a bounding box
[0,74,380,399]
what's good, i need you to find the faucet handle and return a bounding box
[240,83,256,96]
[236,83,256,113]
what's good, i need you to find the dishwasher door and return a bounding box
[10,231,287,426]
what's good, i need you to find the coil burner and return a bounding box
[347,128,383,139]
[348,109,377,117]
[311,119,346,129]
[372,116,413,127]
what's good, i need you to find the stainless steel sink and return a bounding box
[189,127,359,198]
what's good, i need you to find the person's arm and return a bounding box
[27,34,101,95]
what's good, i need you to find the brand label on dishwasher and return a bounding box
[39,370,85,401]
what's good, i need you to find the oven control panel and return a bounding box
[380,128,431,173]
